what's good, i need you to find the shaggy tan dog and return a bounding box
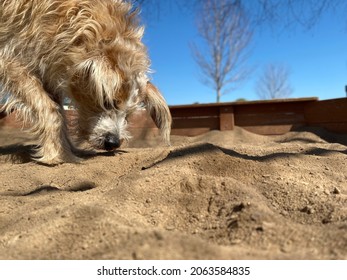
[0,0,171,165]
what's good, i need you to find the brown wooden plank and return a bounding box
[234,102,307,115]
[219,106,234,130]
[170,106,219,118]
[235,112,306,126]
[172,117,219,129]
[305,98,347,124]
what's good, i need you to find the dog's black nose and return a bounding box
[104,134,121,151]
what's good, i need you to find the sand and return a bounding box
[0,126,346,260]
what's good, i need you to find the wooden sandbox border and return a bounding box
[1,97,347,136]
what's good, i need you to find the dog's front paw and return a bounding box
[33,151,82,166]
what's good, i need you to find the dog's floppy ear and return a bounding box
[144,82,172,145]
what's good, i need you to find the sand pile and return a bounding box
[0,126,346,259]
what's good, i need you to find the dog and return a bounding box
[0,0,172,165]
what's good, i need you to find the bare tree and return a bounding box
[256,63,293,100]
[191,0,252,103]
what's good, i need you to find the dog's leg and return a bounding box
[51,95,95,158]
[0,57,79,165]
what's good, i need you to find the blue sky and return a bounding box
[141,2,347,106]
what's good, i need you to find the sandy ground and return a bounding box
[0,125,346,260]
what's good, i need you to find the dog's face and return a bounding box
[69,56,171,151]
[65,3,171,151]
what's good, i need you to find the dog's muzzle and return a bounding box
[104,133,121,151]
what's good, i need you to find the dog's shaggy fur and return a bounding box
[0,0,171,165]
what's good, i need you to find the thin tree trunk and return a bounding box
[217,88,221,103]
